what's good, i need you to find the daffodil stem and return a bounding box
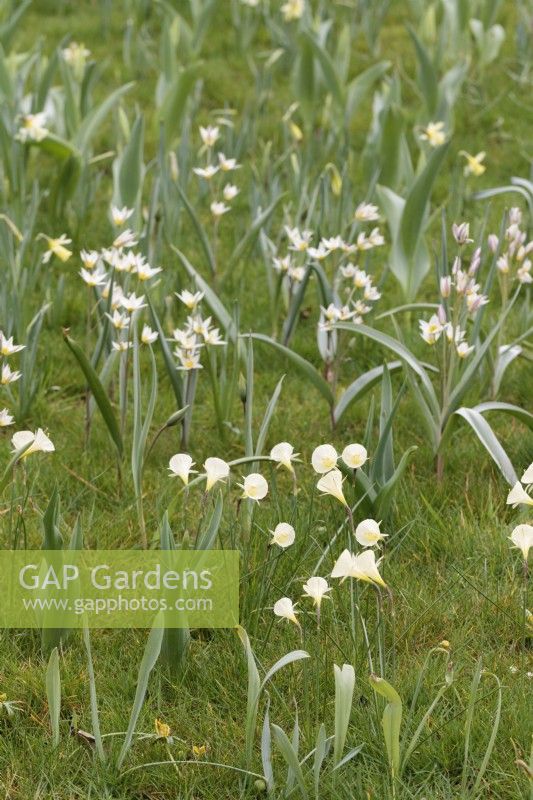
[435,451,445,482]
[522,559,528,663]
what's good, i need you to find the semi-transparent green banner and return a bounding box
[0,551,239,628]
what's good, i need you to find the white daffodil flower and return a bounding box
[419,314,444,345]
[203,327,225,346]
[80,266,107,287]
[302,576,331,609]
[311,444,338,473]
[110,205,134,226]
[316,468,347,507]
[204,457,230,491]
[273,597,299,626]
[308,243,331,260]
[218,153,240,171]
[141,325,158,345]
[331,548,386,587]
[199,125,220,147]
[176,350,203,371]
[112,341,132,352]
[509,524,533,561]
[16,112,49,143]
[223,184,239,201]
[80,249,99,270]
[419,121,446,147]
[121,292,146,313]
[240,473,268,501]
[285,225,312,252]
[193,165,219,179]
[62,41,91,76]
[107,310,129,330]
[135,263,162,281]
[354,202,380,221]
[42,234,72,263]
[176,289,204,310]
[521,463,533,485]
[11,429,55,458]
[355,519,387,548]
[273,255,292,273]
[210,201,230,218]
[270,522,295,549]
[460,151,486,177]
[342,443,367,469]
[270,441,298,473]
[281,0,304,21]
[507,482,533,508]
[1,364,21,385]
[113,229,138,249]
[0,333,25,357]
[0,408,14,427]
[168,453,196,485]
[456,341,475,358]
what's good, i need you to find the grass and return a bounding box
[0,1,531,798]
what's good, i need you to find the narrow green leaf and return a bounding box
[196,492,223,550]
[399,142,450,264]
[370,675,402,780]
[230,194,285,265]
[333,664,355,766]
[255,375,285,457]
[300,30,343,108]
[174,185,216,276]
[375,446,417,519]
[117,623,164,769]
[64,334,123,458]
[407,25,438,114]
[346,61,390,123]
[75,82,134,152]
[82,626,106,762]
[272,725,309,800]
[115,113,145,209]
[46,648,61,748]
[146,292,184,406]
[159,64,199,143]
[261,650,310,690]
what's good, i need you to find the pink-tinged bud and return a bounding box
[509,207,522,225]
[452,222,473,245]
[440,276,451,298]
[468,247,481,275]
[437,304,447,325]
[487,234,499,253]
[451,256,461,275]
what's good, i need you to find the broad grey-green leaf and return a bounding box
[333,362,402,425]
[454,407,517,485]
[248,333,334,407]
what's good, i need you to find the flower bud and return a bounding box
[487,233,498,253]
[452,222,472,245]
[440,276,451,298]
